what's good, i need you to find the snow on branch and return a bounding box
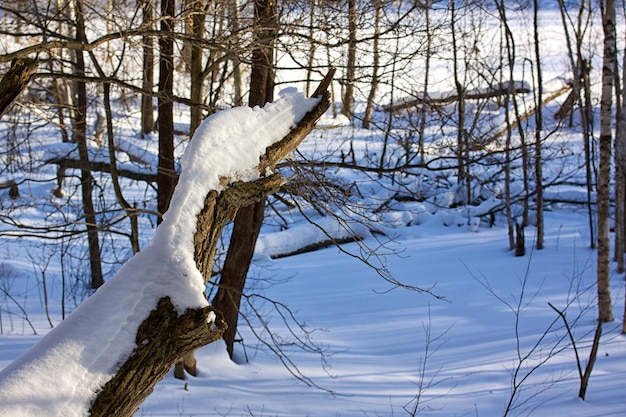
[0,69,334,417]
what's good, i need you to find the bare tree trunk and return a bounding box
[141,0,155,137]
[496,0,530,250]
[158,0,176,220]
[74,0,104,289]
[228,0,243,106]
[217,0,275,357]
[418,0,432,163]
[341,0,356,122]
[498,0,529,228]
[515,221,525,257]
[597,0,615,323]
[179,0,194,72]
[189,0,207,137]
[362,0,380,129]
[52,0,72,196]
[621,17,626,334]
[558,0,596,248]
[209,0,277,361]
[89,52,142,254]
[622,278,626,334]
[533,0,544,250]
[504,94,515,251]
[305,0,317,96]
[613,46,625,273]
[499,14,515,250]
[211,200,264,359]
[582,60,596,249]
[451,0,467,198]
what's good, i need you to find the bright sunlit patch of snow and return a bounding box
[0,91,320,417]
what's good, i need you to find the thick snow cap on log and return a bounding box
[0,90,320,417]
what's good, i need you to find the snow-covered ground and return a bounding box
[137,209,626,417]
[1,204,624,416]
[1,3,625,416]
[0,77,626,417]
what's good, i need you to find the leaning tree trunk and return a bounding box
[0,71,334,417]
[95,71,333,417]
[613,49,625,273]
[557,0,596,249]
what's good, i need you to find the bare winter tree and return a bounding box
[73,0,104,289]
[597,0,615,323]
[0,61,333,416]
[532,0,545,250]
[211,0,279,362]
[140,0,156,137]
[188,0,208,137]
[557,0,596,249]
[341,0,357,122]
[612,3,626,274]
[157,0,177,221]
[362,0,381,130]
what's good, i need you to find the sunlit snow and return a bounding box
[0,91,319,417]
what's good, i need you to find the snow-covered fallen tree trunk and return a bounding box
[385,80,531,113]
[0,71,333,417]
[254,217,370,259]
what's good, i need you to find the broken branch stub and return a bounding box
[259,68,334,174]
[194,69,333,281]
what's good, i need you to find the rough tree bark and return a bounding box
[0,57,38,119]
[158,0,177,220]
[90,71,333,416]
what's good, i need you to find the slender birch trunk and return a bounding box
[597,0,615,323]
